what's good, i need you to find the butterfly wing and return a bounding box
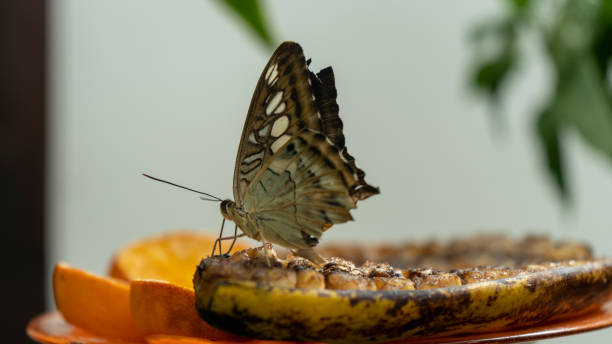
[246,130,370,249]
[233,42,320,203]
[234,41,379,249]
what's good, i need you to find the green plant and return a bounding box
[471,0,612,201]
[216,0,274,49]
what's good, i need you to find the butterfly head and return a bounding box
[219,199,253,240]
[219,199,236,221]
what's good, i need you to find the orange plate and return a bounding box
[28,300,612,344]
[26,312,140,344]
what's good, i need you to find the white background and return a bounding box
[49,1,612,342]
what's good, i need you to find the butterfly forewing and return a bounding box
[233,42,323,203]
[232,41,379,251]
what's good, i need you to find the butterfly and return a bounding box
[212,41,379,264]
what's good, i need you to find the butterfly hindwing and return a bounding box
[310,66,380,201]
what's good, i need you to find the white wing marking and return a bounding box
[271,116,289,137]
[266,91,283,115]
[270,134,291,153]
[273,102,286,114]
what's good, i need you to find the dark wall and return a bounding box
[0,1,46,343]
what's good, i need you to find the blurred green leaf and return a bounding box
[546,0,598,73]
[559,59,612,161]
[469,3,527,102]
[471,0,612,202]
[536,57,612,200]
[472,45,516,99]
[510,0,530,10]
[536,108,568,199]
[592,0,612,77]
[218,0,274,49]
[470,18,514,42]
[544,0,612,193]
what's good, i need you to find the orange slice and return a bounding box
[130,280,244,341]
[109,230,249,288]
[53,262,143,341]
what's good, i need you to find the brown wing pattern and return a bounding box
[234,41,379,204]
[233,42,324,203]
[233,41,379,247]
[246,130,364,243]
[309,66,380,201]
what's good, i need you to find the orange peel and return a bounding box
[53,262,143,341]
[130,280,244,341]
[109,230,249,288]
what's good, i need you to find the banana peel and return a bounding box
[194,260,612,343]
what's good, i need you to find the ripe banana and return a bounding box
[194,258,612,343]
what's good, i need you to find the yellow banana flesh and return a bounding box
[194,260,612,343]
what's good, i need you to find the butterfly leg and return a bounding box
[213,234,247,255]
[258,234,273,267]
[212,232,246,257]
[211,217,226,257]
[263,247,272,266]
[214,233,246,241]
[224,224,240,255]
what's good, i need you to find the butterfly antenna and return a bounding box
[200,196,221,202]
[142,173,223,201]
